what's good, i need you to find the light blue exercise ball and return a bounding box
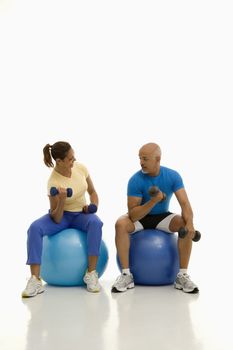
[41,228,109,286]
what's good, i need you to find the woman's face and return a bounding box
[59,148,76,169]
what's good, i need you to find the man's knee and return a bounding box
[115,215,134,233]
[169,215,185,232]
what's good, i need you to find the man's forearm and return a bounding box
[181,203,194,228]
[128,198,159,222]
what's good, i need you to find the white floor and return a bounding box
[1,273,232,350]
[1,1,233,349]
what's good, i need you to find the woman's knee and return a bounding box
[27,220,43,238]
[87,215,103,229]
[27,214,53,237]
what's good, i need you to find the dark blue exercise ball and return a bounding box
[41,228,108,286]
[117,229,179,285]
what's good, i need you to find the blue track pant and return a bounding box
[26,211,103,265]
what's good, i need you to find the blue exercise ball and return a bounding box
[41,228,109,286]
[117,229,179,285]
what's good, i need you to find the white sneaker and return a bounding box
[83,270,100,293]
[174,273,199,293]
[111,273,135,293]
[22,275,45,298]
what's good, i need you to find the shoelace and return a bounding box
[115,274,129,284]
[25,278,38,291]
[87,271,98,284]
[179,273,194,286]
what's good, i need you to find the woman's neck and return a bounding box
[54,166,71,178]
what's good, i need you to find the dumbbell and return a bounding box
[50,187,73,197]
[178,228,201,242]
[148,186,166,201]
[87,204,97,213]
[83,204,97,214]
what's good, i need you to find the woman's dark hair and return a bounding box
[43,141,72,168]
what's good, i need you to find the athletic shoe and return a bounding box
[83,270,100,293]
[111,273,135,293]
[174,273,199,293]
[22,275,45,298]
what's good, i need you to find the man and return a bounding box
[112,142,199,294]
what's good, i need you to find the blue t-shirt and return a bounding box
[127,166,184,214]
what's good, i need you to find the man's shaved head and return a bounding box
[138,143,161,176]
[139,143,161,159]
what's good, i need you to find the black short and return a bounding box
[139,212,173,229]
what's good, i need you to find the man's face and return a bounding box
[139,150,159,175]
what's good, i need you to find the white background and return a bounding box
[0,0,232,284]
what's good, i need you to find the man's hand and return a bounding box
[148,186,166,202]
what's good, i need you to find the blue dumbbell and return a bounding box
[88,204,97,213]
[50,187,73,197]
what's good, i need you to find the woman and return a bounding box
[22,141,103,297]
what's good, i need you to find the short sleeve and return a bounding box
[171,170,184,192]
[127,174,143,197]
[76,162,89,178]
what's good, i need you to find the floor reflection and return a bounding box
[22,284,110,350]
[112,285,203,350]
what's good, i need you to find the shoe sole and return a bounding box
[84,279,100,293]
[87,287,100,293]
[87,290,100,293]
[174,283,199,293]
[111,282,135,293]
[22,288,45,298]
